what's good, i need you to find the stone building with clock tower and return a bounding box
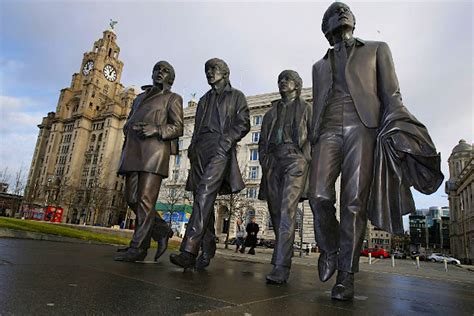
[24,27,137,226]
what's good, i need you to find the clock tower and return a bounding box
[25,26,137,226]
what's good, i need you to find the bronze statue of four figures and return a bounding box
[115,2,443,301]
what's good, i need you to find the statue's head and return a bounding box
[152,61,175,87]
[205,58,230,86]
[278,70,302,97]
[321,2,356,42]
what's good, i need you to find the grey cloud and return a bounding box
[0,0,471,209]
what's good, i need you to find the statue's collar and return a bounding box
[211,83,232,95]
[323,37,365,59]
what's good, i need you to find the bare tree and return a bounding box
[89,184,111,225]
[0,167,11,190]
[78,161,113,225]
[159,170,187,226]
[11,163,27,195]
[57,178,79,223]
[219,190,254,249]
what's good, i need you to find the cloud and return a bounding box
[0,132,36,180]
[0,95,36,110]
[0,58,25,72]
[0,95,44,174]
[0,0,471,212]
[0,95,44,130]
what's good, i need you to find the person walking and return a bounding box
[239,217,259,255]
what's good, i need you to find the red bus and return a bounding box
[44,206,63,223]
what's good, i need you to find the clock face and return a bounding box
[103,64,117,82]
[82,60,94,75]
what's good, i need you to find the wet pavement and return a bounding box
[0,238,473,315]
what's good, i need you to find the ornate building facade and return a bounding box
[446,139,473,264]
[24,28,136,226]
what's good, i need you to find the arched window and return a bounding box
[245,209,256,223]
[267,217,273,230]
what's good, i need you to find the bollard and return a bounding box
[369,253,372,265]
[416,256,420,269]
[444,258,448,272]
[391,255,395,268]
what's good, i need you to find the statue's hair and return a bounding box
[321,2,356,36]
[278,70,303,96]
[153,61,175,86]
[205,58,230,83]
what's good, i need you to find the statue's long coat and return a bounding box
[118,87,184,177]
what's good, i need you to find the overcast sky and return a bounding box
[0,0,472,212]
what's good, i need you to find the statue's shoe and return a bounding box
[331,271,354,301]
[195,253,213,270]
[170,252,196,270]
[153,226,174,262]
[114,247,147,262]
[318,251,337,282]
[266,265,290,284]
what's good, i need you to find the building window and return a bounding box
[172,169,179,181]
[253,115,262,126]
[250,149,259,161]
[267,217,273,230]
[175,154,181,166]
[251,132,260,143]
[247,187,258,199]
[170,188,177,198]
[295,208,303,234]
[249,166,259,179]
[246,209,256,223]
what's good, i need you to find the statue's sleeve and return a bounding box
[159,94,184,140]
[189,97,205,149]
[123,96,139,136]
[258,110,271,170]
[219,91,250,151]
[376,42,404,116]
[310,64,320,144]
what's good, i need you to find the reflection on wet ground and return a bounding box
[0,239,473,315]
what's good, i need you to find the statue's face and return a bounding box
[205,64,225,86]
[325,2,355,35]
[152,64,171,85]
[278,74,297,95]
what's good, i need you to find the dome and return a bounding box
[452,139,472,154]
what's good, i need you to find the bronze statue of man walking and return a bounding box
[309,2,442,300]
[170,58,250,270]
[258,70,311,284]
[115,61,184,262]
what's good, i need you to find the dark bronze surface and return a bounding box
[259,70,311,282]
[309,2,443,300]
[174,58,250,266]
[116,61,184,261]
